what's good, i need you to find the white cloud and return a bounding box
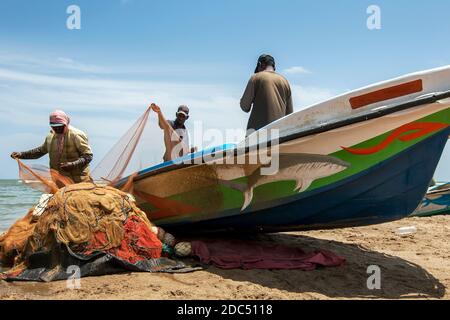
[283,66,311,75]
[0,68,247,140]
[0,53,106,74]
[291,85,337,110]
[0,67,242,111]
[0,52,215,77]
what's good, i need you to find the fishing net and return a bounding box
[90,107,151,185]
[92,104,191,185]
[16,105,185,193]
[17,160,74,194]
[0,183,193,281]
[0,209,34,266]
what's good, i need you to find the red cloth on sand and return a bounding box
[191,240,345,270]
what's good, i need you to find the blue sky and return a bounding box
[0,0,449,179]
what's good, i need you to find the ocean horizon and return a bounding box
[0,179,42,233]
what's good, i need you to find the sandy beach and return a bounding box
[0,215,448,300]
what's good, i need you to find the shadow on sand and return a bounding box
[201,233,445,299]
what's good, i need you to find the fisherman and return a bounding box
[150,104,196,162]
[10,110,93,183]
[240,54,294,133]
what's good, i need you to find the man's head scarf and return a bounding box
[49,110,71,165]
[50,110,70,127]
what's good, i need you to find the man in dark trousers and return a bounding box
[240,54,293,133]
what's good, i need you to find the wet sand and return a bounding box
[1,216,449,300]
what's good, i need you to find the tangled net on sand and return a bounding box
[0,183,190,282]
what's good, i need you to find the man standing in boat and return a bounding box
[240,54,293,133]
[10,110,93,183]
[151,104,196,161]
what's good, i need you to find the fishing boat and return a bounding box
[411,181,450,217]
[114,66,450,234]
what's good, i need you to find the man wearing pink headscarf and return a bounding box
[11,110,93,183]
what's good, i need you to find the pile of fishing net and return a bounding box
[0,182,194,282]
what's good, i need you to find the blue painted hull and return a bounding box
[160,128,450,234]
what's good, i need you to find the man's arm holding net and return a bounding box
[150,103,192,161]
[151,103,173,131]
[11,139,48,160]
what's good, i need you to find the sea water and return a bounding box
[0,180,42,233]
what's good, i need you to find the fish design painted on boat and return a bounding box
[217,154,350,210]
